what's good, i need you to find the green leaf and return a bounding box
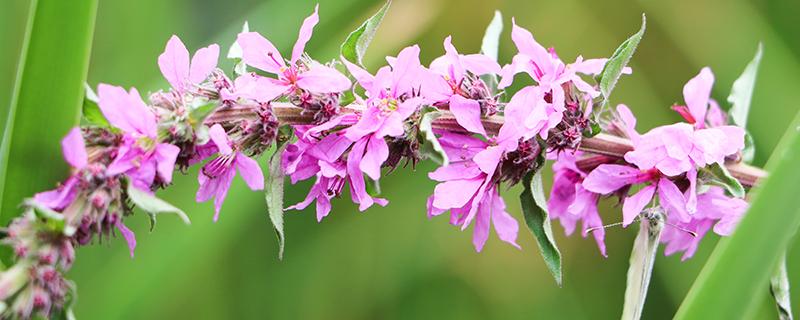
[82,83,110,127]
[340,0,391,65]
[727,43,763,129]
[769,254,793,320]
[599,14,646,102]
[266,144,288,260]
[520,169,562,286]
[127,183,191,229]
[479,11,503,92]
[417,106,449,166]
[742,131,756,164]
[25,199,74,236]
[622,209,664,320]
[188,100,219,127]
[675,112,800,319]
[0,0,99,224]
[699,163,745,198]
[365,177,381,197]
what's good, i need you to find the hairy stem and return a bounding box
[269,103,767,186]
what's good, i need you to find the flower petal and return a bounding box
[622,184,656,227]
[158,35,190,92]
[188,43,220,85]
[237,32,285,74]
[235,153,265,191]
[61,127,87,169]
[115,221,137,258]
[658,178,690,222]
[582,164,645,194]
[155,143,180,184]
[449,95,486,136]
[291,4,319,63]
[682,67,714,128]
[208,124,233,155]
[296,64,352,93]
[359,135,388,180]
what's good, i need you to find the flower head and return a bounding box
[158,35,220,95]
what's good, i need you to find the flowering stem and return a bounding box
[269,103,767,186]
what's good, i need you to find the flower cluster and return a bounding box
[0,5,758,318]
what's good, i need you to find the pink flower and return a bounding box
[196,124,264,221]
[422,36,501,136]
[97,84,180,190]
[236,5,351,102]
[547,152,607,256]
[427,131,520,252]
[158,35,219,94]
[34,128,88,210]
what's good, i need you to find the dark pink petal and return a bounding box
[359,135,388,180]
[115,221,137,258]
[158,35,190,92]
[437,131,487,161]
[296,64,351,93]
[426,196,446,218]
[61,127,87,169]
[236,32,285,74]
[235,153,264,191]
[428,162,482,182]
[345,107,384,141]
[582,164,645,194]
[196,172,218,203]
[106,143,137,176]
[188,44,220,85]
[208,124,233,155]
[291,4,319,63]
[622,185,656,227]
[449,95,486,136]
[34,177,79,211]
[155,143,180,184]
[658,178,690,223]
[212,168,237,222]
[347,139,375,211]
[682,67,714,129]
[315,191,332,222]
[286,177,322,211]
[473,145,504,175]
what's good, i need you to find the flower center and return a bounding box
[378,98,399,114]
[202,153,236,178]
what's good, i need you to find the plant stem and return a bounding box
[269,103,767,186]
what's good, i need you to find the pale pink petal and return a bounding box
[442,36,465,81]
[344,107,384,141]
[658,178,690,222]
[155,143,180,184]
[510,18,553,74]
[428,162,482,181]
[622,185,656,226]
[188,44,220,85]
[208,124,233,155]
[449,95,486,136]
[235,153,264,191]
[61,127,87,169]
[97,84,154,135]
[341,57,374,91]
[212,168,236,222]
[347,139,374,211]
[115,221,137,258]
[432,178,483,209]
[158,35,190,92]
[582,164,645,194]
[390,45,423,95]
[237,32,285,74]
[291,4,320,63]
[359,135,388,180]
[472,194,491,252]
[461,54,502,76]
[296,64,352,93]
[234,74,288,102]
[683,67,714,128]
[686,168,698,214]
[616,104,640,143]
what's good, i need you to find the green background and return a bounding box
[1,0,799,318]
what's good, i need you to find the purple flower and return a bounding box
[158,35,219,94]
[547,151,607,256]
[236,5,351,102]
[427,131,520,252]
[283,128,387,218]
[97,84,180,190]
[196,124,264,221]
[422,36,501,136]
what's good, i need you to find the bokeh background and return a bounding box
[1,0,799,319]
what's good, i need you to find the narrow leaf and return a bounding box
[480,11,503,62]
[622,209,664,320]
[479,11,503,92]
[340,0,391,65]
[599,14,646,102]
[266,144,287,260]
[0,0,99,223]
[82,84,110,127]
[675,112,800,319]
[127,183,191,226]
[727,43,763,129]
[699,163,746,198]
[770,254,794,320]
[520,170,562,286]
[417,106,449,166]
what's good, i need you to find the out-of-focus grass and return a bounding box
[1,0,798,319]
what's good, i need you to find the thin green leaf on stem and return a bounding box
[520,169,562,286]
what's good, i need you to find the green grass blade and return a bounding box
[675,112,800,319]
[0,0,98,222]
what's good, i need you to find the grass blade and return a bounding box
[675,112,800,319]
[0,0,98,223]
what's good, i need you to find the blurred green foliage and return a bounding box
[1,0,798,319]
